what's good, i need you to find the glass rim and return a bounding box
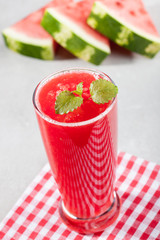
[33,68,117,127]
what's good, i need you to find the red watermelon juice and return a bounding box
[33,68,120,234]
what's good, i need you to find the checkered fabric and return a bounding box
[0,152,160,240]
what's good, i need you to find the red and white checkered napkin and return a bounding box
[0,152,160,240]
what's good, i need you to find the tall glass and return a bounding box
[33,68,120,234]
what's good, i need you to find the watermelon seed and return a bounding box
[115,1,123,8]
[146,20,155,29]
[130,10,136,16]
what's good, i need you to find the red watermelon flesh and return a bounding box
[11,7,52,40]
[97,0,159,37]
[9,0,73,44]
[52,0,110,47]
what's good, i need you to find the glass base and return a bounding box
[59,191,121,234]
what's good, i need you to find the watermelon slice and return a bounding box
[41,0,110,65]
[2,0,72,60]
[87,0,160,58]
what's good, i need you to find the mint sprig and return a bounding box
[55,83,83,115]
[72,82,83,96]
[90,78,118,104]
[55,79,118,115]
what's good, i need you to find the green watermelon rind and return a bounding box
[41,8,110,65]
[2,28,54,60]
[87,1,160,58]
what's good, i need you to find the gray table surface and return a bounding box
[0,0,160,223]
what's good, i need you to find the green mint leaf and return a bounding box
[90,78,118,104]
[72,82,83,96]
[55,90,83,115]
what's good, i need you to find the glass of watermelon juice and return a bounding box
[33,68,120,234]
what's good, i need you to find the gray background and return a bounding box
[0,0,160,222]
